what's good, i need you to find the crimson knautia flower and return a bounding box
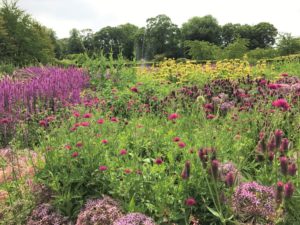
[272,99,290,111]
[168,113,179,120]
[72,152,79,158]
[65,145,72,150]
[120,149,127,155]
[97,118,104,124]
[124,169,132,174]
[155,158,163,165]
[39,120,48,127]
[284,182,294,199]
[101,139,108,144]
[80,121,90,127]
[111,117,119,122]
[99,166,108,171]
[130,86,138,93]
[232,182,275,220]
[173,136,180,142]
[268,83,281,89]
[76,142,83,148]
[83,113,92,118]
[281,73,289,77]
[206,114,215,119]
[288,163,297,176]
[185,197,197,206]
[113,213,155,225]
[178,141,186,148]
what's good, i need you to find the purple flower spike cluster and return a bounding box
[232,181,276,221]
[113,213,156,225]
[0,67,89,119]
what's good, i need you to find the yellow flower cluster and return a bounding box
[137,59,257,84]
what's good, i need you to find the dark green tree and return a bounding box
[145,14,182,59]
[67,28,85,54]
[182,15,222,45]
[251,22,278,49]
[221,23,241,46]
[277,33,300,56]
[0,0,55,65]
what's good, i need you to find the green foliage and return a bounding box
[184,40,221,60]
[222,38,249,59]
[145,14,182,59]
[0,0,56,65]
[182,15,222,45]
[277,33,300,56]
[246,48,279,64]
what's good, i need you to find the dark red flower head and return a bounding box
[185,197,196,206]
[168,113,179,120]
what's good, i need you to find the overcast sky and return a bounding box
[18,0,300,39]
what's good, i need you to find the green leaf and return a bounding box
[206,206,222,219]
[128,195,136,212]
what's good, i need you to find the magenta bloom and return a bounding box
[206,114,215,119]
[72,152,79,158]
[268,83,281,89]
[73,111,80,118]
[168,113,179,120]
[178,141,186,148]
[119,149,127,155]
[281,73,288,77]
[124,169,132,174]
[130,86,138,93]
[284,182,294,199]
[110,117,119,122]
[173,136,180,142]
[97,118,104,124]
[99,166,108,171]
[39,120,48,127]
[185,197,197,206]
[155,158,163,165]
[272,99,290,111]
[65,145,72,150]
[83,113,92,118]
[101,139,108,144]
[76,142,83,148]
[80,121,90,127]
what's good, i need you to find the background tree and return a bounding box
[277,33,300,56]
[221,23,241,46]
[0,0,55,65]
[182,15,222,45]
[184,40,221,60]
[250,22,278,49]
[67,28,85,54]
[145,14,182,59]
[222,38,249,59]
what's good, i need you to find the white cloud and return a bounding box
[18,0,300,38]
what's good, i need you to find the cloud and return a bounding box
[18,0,300,38]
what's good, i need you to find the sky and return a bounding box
[17,0,300,39]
